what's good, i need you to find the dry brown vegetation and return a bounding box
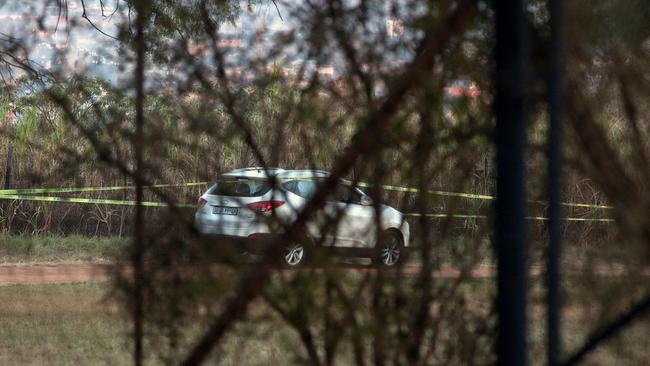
[0,0,650,365]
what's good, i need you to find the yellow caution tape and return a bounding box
[404,213,614,222]
[0,182,207,196]
[0,179,613,211]
[0,194,195,208]
[0,193,611,222]
[358,182,496,200]
[356,182,614,210]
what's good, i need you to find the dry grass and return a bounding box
[0,283,298,365]
[0,278,649,365]
[0,284,129,365]
[0,235,125,264]
[526,274,650,366]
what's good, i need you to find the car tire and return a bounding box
[283,242,306,267]
[374,230,403,266]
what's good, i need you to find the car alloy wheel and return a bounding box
[284,243,305,266]
[379,234,401,266]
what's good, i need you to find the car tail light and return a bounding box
[198,197,207,207]
[248,233,262,239]
[247,200,284,213]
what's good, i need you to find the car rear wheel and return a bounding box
[375,231,403,266]
[284,243,306,267]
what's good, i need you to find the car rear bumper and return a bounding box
[193,212,271,237]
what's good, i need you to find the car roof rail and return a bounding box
[222,167,286,178]
[276,170,330,179]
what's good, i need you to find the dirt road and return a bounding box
[0,262,640,285]
[0,262,498,285]
[0,263,111,285]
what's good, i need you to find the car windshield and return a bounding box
[208,177,272,197]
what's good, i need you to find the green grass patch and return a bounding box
[0,235,126,263]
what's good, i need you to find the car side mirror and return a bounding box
[360,195,373,206]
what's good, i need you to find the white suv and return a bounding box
[194,168,410,266]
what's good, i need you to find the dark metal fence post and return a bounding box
[494,0,529,365]
[546,0,565,364]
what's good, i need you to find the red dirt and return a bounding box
[0,262,642,285]
[0,262,496,285]
[0,263,111,285]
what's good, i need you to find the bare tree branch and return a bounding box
[179,2,476,364]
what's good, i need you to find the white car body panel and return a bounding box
[194,168,410,248]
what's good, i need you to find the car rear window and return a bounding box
[207,178,272,197]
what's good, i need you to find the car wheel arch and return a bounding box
[382,227,404,246]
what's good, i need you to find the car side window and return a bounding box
[283,180,362,204]
[282,180,297,194]
[333,183,362,204]
[282,180,317,199]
